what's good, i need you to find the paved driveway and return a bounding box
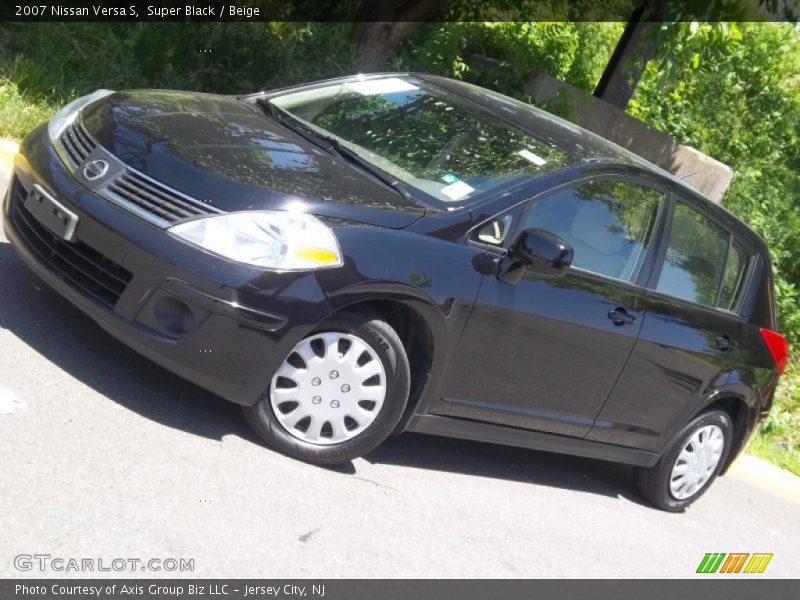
[0,173,798,578]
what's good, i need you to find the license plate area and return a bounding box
[24,184,79,241]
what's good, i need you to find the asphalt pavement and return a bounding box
[0,170,798,578]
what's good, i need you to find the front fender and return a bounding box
[314,225,487,419]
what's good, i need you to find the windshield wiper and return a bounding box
[256,97,413,200]
[321,135,407,193]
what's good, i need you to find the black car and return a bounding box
[3,73,789,510]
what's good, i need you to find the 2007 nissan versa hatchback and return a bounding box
[3,73,789,510]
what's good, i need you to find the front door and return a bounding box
[433,177,665,437]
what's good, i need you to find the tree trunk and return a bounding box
[593,2,663,110]
[353,0,443,72]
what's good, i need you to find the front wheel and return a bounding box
[244,311,411,465]
[636,410,733,511]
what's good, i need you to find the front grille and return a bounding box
[56,116,219,227]
[105,170,214,224]
[9,178,133,309]
[59,120,96,167]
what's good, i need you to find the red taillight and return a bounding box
[760,327,789,375]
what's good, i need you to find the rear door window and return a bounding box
[656,201,750,311]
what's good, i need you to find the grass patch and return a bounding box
[0,22,360,139]
[747,434,800,476]
[747,359,800,476]
[0,77,54,139]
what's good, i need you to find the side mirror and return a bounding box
[498,228,574,284]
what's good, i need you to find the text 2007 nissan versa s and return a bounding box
[3,74,788,510]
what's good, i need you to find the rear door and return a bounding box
[434,176,666,437]
[587,197,756,451]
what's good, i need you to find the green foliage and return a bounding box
[0,77,54,138]
[0,22,360,137]
[432,0,639,22]
[0,21,624,137]
[392,22,623,98]
[628,22,800,345]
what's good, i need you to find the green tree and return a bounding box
[628,22,800,342]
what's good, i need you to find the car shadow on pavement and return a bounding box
[0,240,646,504]
[365,432,645,502]
[0,241,251,442]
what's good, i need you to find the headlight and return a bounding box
[47,89,114,142]
[169,210,343,271]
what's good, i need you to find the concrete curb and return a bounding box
[730,453,800,504]
[0,139,18,175]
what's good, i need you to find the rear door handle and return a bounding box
[716,335,738,351]
[608,307,636,326]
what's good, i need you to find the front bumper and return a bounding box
[2,126,331,406]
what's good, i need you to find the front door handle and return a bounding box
[716,335,738,351]
[608,307,637,326]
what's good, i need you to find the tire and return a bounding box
[244,310,411,465]
[636,410,733,512]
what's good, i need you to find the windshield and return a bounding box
[269,76,574,206]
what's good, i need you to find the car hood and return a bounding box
[79,90,427,228]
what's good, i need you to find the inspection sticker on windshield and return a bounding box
[345,78,419,96]
[518,148,548,166]
[440,172,460,185]
[441,180,474,201]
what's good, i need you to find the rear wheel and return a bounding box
[636,410,733,511]
[244,311,410,465]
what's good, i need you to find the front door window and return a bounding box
[523,179,663,282]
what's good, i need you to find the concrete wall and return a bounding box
[523,72,733,203]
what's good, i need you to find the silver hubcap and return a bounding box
[670,424,725,500]
[270,332,387,446]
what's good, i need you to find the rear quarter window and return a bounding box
[718,242,748,311]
